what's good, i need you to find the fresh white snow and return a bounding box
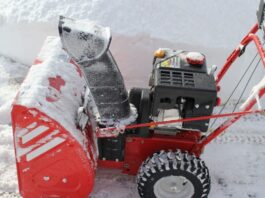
[186,52,205,62]
[0,0,263,100]
[0,0,258,66]
[16,36,88,147]
[0,57,27,196]
[60,16,111,63]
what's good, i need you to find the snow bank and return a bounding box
[0,0,258,66]
[0,0,263,101]
[0,125,18,194]
[0,57,25,194]
[0,56,28,124]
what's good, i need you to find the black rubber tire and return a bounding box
[137,150,211,198]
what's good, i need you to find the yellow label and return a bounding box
[160,57,177,68]
[160,60,171,67]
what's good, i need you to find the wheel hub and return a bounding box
[154,175,194,198]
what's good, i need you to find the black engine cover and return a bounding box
[150,50,217,132]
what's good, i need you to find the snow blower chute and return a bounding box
[11,1,265,197]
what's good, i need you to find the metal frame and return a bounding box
[98,23,265,174]
[198,23,265,150]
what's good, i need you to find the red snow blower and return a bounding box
[11,1,265,197]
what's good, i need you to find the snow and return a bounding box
[0,57,28,125]
[186,51,206,65]
[0,0,265,197]
[186,52,205,62]
[97,104,138,137]
[16,36,88,147]
[0,0,263,100]
[60,16,111,63]
[0,0,258,53]
[0,57,27,196]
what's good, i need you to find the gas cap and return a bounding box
[186,52,205,65]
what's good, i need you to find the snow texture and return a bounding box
[0,57,28,195]
[97,104,138,137]
[16,36,88,147]
[186,52,205,62]
[0,0,258,51]
[0,0,263,101]
[60,16,111,63]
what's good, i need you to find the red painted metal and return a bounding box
[12,105,95,198]
[11,42,97,198]
[196,23,265,150]
[122,132,202,175]
[246,33,265,66]
[216,97,222,106]
[97,109,265,136]
[96,132,202,175]
[97,23,265,174]
[123,132,202,175]
[11,21,265,198]
[98,160,124,169]
[186,55,205,65]
[197,87,265,150]
[216,23,259,84]
[33,59,42,65]
[70,59,83,77]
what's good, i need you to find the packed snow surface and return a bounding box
[0,56,28,195]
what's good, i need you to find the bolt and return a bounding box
[124,163,129,168]
[170,186,178,192]
[43,176,50,181]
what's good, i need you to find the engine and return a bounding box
[149,49,217,132]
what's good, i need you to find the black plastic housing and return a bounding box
[82,50,131,122]
[150,50,217,132]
